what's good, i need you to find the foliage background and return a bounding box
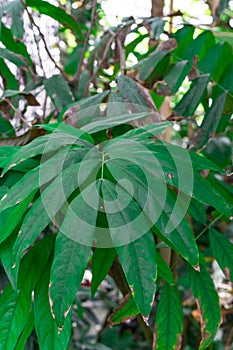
[0,0,233,349]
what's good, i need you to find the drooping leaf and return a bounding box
[2,129,91,173]
[154,283,183,350]
[91,248,116,297]
[183,30,215,61]
[0,48,27,67]
[0,58,18,90]
[0,116,15,138]
[192,91,227,151]
[0,147,83,211]
[12,157,101,285]
[44,75,73,111]
[174,74,210,117]
[0,191,35,245]
[138,50,170,81]
[188,255,221,350]
[0,24,32,65]
[34,262,72,350]
[37,122,94,144]
[156,60,190,95]
[26,0,84,40]
[0,236,54,350]
[154,188,199,267]
[14,310,34,350]
[108,294,139,326]
[209,228,233,281]
[49,234,91,327]
[116,233,157,316]
[117,75,156,109]
[0,0,24,38]
[198,42,232,82]
[172,25,195,59]
[119,122,171,140]
[82,112,150,134]
[156,251,174,284]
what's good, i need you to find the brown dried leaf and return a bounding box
[0,128,45,146]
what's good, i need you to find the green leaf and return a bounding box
[14,310,34,350]
[2,131,90,173]
[11,157,100,285]
[174,74,210,117]
[0,236,54,350]
[0,147,82,211]
[198,42,232,82]
[150,18,165,40]
[0,47,27,67]
[182,30,215,61]
[34,262,71,350]
[59,91,110,123]
[154,188,199,267]
[0,115,15,138]
[0,24,32,65]
[0,191,35,245]
[0,58,18,90]
[116,233,157,316]
[156,60,190,95]
[155,283,183,350]
[82,112,150,134]
[192,91,228,151]
[91,248,116,297]
[117,75,154,108]
[138,50,169,81]
[119,122,171,140]
[188,255,221,350]
[108,294,139,326]
[49,234,91,327]
[37,122,94,144]
[26,0,84,40]
[44,75,73,111]
[0,0,24,39]
[156,251,174,284]
[172,25,195,59]
[209,228,233,281]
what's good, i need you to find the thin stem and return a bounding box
[169,0,174,34]
[73,0,98,89]
[20,0,66,79]
[5,98,30,127]
[195,213,224,241]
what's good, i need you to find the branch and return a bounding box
[5,98,30,127]
[20,0,67,79]
[73,0,98,89]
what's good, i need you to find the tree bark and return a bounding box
[151,0,164,17]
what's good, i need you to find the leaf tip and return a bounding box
[193,265,200,272]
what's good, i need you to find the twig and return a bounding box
[116,36,125,75]
[5,98,30,127]
[20,0,67,79]
[169,0,174,33]
[73,0,98,89]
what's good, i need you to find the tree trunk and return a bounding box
[151,0,164,17]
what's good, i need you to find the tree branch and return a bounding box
[20,0,67,79]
